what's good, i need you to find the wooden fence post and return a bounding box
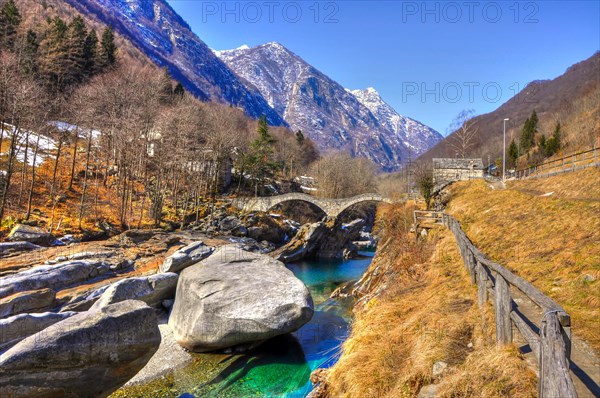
[467,250,476,284]
[477,262,488,306]
[495,274,512,345]
[539,314,577,398]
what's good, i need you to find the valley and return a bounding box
[0,0,598,397]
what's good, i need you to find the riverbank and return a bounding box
[319,203,538,398]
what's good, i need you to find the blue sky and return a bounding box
[167,1,599,134]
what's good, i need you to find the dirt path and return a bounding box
[511,289,600,397]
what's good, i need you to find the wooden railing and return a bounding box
[442,213,577,398]
[515,147,599,180]
[413,210,443,225]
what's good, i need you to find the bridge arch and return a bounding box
[232,193,393,218]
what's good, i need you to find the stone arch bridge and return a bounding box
[232,193,393,218]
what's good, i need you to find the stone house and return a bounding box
[432,158,484,187]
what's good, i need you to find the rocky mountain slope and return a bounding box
[62,0,285,126]
[216,43,442,171]
[350,87,442,157]
[26,0,441,170]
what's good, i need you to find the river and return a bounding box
[123,251,374,398]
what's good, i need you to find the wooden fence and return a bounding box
[515,147,599,180]
[413,210,443,225]
[442,213,577,398]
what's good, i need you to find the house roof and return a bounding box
[432,158,484,170]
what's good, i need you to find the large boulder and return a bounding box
[0,242,41,258]
[6,224,56,246]
[0,260,111,299]
[274,218,366,263]
[0,289,56,318]
[0,311,76,351]
[90,273,178,310]
[274,222,330,263]
[169,246,313,352]
[159,241,213,274]
[0,300,160,398]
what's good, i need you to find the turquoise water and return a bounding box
[120,252,374,398]
[192,252,374,398]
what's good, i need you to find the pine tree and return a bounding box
[21,30,39,77]
[295,130,305,146]
[39,16,70,91]
[99,27,116,68]
[519,110,538,153]
[508,139,518,167]
[66,15,87,85]
[173,82,185,97]
[82,29,98,77]
[539,134,546,155]
[545,121,561,156]
[248,116,277,194]
[0,0,21,50]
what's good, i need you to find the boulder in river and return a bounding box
[0,241,41,258]
[6,224,56,246]
[0,300,160,398]
[274,218,366,263]
[91,273,178,310]
[159,241,213,273]
[169,246,313,352]
[0,311,76,351]
[0,288,56,318]
[0,260,111,299]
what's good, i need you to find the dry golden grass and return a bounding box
[446,168,600,352]
[326,205,537,398]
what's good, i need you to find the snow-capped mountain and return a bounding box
[64,0,285,126]
[216,43,441,171]
[350,87,443,157]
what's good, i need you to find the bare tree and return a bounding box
[309,152,376,199]
[447,109,479,158]
[0,52,42,221]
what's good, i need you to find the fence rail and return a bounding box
[413,210,443,225]
[442,213,577,398]
[515,147,599,180]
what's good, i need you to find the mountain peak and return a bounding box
[264,41,285,49]
[217,43,442,170]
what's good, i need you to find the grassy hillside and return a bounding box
[324,204,537,397]
[325,168,598,397]
[445,169,600,351]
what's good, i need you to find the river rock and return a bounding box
[159,241,213,273]
[0,242,41,258]
[218,216,242,232]
[0,300,160,397]
[0,288,56,318]
[91,273,179,310]
[169,246,313,352]
[418,384,440,398]
[274,218,365,262]
[432,361,448,378]
[0,260,111,299]
[0,311,77,351]
[60,285,110,312]
[6,224,56,246]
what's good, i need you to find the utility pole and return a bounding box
[406,149,413,198]
[503,118,510,182]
